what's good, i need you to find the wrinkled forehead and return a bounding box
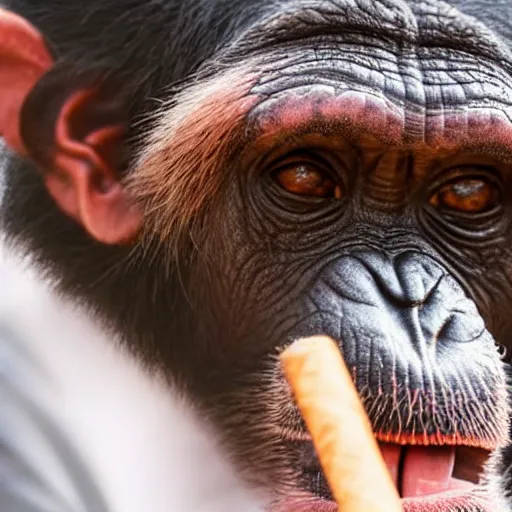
[232,0,510,58]
[222,0,512,157]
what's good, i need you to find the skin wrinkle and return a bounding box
[240,2,512,106]
[242,4,510,119]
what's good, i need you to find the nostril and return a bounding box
[434,313,453,343]
[353,252,448,308]
[432,308,487,345]
[393,253,447,308]
[496,343,509,362]
[417,273,444,309]
[380,268,445,309]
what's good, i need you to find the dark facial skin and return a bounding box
[2,1,512,511]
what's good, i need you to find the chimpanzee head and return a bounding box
[1,1,512,511]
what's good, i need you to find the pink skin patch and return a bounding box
[248,89,512,155]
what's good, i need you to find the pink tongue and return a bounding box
[401,446,456,498]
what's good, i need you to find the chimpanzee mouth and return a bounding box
[292,439,491,511]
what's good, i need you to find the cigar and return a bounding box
[280,335,402,512]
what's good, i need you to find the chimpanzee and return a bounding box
[1,1,512,511]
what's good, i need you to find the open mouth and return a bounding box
[292,438,491,511]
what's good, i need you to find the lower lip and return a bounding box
[272,489,490,512]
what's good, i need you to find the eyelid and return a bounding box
[426,165,502,192]
[425,165,503,200]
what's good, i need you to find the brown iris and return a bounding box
[429,178,499,213]
[275,164,342,198]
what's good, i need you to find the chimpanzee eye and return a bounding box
[274,163,342,199]
[429,177,500,213]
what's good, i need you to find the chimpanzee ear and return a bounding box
[42,89,143,245]
[0,8,142,245]
[0,8,53,154]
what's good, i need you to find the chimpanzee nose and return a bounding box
[302,250,489,363]
[297,250,491,394]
